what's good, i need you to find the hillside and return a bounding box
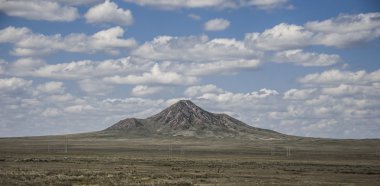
[103,100,288,139]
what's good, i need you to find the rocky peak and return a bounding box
[147,100,215,128]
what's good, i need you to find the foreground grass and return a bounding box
[0,135,379,185]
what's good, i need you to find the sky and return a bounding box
[0,0,380,138]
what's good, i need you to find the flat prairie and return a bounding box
[0,134,379,185]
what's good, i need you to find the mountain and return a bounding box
[103,100,288,139]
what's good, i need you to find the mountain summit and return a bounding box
[104,100,286,139]
[147,100,218,129]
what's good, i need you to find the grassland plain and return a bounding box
[0,134,379,185]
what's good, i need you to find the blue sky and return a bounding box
[0,0,380,138]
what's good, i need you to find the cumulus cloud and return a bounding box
[196,87,279,103]
[36,81,65,94]
[85,0,133,26]
[204,18,230,31]
[54,0,101,6]
[245,13,380,50]
[245,12,380,50]
[4,57,260,91]
[46,93,75,103]
[0,26,137,56]
[78,79,114,95]
[64,104,94,113]
[132,35,260,63]
[0,60,5,75]
[245,23,315,51]
[124,0,233,9]
[188,13,201,20]
[123,0,292,10]
[322,83,380,96]
[267,69,380,137]
[283,88,317,100]
[100,97,169,119]
[184,84,225,97]
[298,69,380,85]
[104,64,198,85]
[0,0,79,22]
[0,77,32,92]
[0,26,29,43]
[273,49,342,67]
[306,12,380,47]
[41,108,62,117]
[185,59,261,76]
[9,58,46,76]
[5,56,258,87]
[26,57,150,80]
[131,85,163,96]
[247,0,292,10]
[306,12,380,34]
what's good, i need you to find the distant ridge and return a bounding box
[104,100,288,139]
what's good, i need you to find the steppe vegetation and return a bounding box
[0,134,379,185]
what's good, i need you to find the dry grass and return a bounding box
[0,135,379,185]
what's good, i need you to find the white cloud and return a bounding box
[9,58,46,76]
[128,35,263,81]
[54,0,101,6]
[188,13,201,20]
[0,26,137,56]
[104,64,198,85]
[85,0,133,26]
[0,59,7,75]
[0,26,29,43]
[273,49,342,67]
[268,69,380,137]
[78,79,114,95]
[0,0,79,22]
[198,87,279,103]
[204,18,230,31]
[247,0,292,10]
[245,23,314,51]
[0,77,32,92]
[184,84,225,97]
[283,88,316,100]
[64,104,94,113]
[47,94,74,102]
[322,83,380,96]
[3,35,262,84]
[29,57,149,80]
[186,59,261,76]
[298,69,380,85]
[41,108,62,117]
[123,0,291,10]
[131,85,163,96]
[101,97,167,118]
[245,12,380,50]
[5,57,260,90]
[124,0,234,9]
[306,12,380,47]
[132,35,261,63]
[36,81,65,94]
[84,26,137,53]
[306,12,380,34]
